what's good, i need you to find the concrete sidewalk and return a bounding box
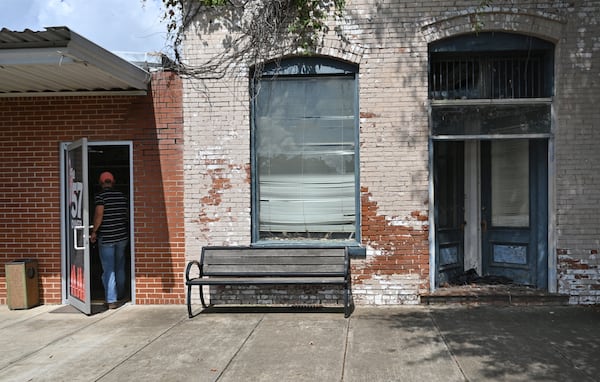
[0,304,598,382]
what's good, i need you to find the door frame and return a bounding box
[429,136,555,292]
[60,140,135,305]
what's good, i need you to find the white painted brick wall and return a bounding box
[183,0,600,306]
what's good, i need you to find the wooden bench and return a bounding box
[185,246,351,318]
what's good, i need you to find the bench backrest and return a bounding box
[200,246,348,277]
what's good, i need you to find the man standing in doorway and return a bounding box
[90,171,129,309]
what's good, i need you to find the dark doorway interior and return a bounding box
[434,140,548,290]
[88,145,132,303]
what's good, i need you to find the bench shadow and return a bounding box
[193,304,350,316]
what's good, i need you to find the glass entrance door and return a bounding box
[65,138,92,314]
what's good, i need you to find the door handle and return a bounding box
[73,225,87,250]
[481,219,487,233]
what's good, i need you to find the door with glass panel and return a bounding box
[481,139,548,287]
[64,138,92,314]
[434,141,465,286]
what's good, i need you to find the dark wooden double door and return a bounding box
[434,139,548,288]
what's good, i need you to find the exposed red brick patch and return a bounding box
[200,172,232,206]
[353,187,429,290]
[360,111,378,118]
[411,210,429,221]
[559,257,592,270]
[197,164,236,223]
[244,163,251,184]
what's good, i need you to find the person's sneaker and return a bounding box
[107,302,120,309]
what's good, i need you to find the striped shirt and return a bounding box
[95,188,129,244]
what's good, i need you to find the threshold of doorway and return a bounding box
[421,284,570,306]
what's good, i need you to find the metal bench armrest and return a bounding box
[185,260,202,282]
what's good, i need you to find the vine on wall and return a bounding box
[154,0,345,80]
[150,1,493,81]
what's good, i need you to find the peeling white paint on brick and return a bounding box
[182,0,600,306]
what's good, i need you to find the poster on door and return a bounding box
[69,161,86,301]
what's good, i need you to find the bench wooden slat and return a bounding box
[204,264,345,275]
[203,254,345,265]
[203,247,346,257]
[187,276,346,285]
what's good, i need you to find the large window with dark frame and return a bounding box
[252,57,359,243]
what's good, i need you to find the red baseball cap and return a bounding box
[99,172,114,184]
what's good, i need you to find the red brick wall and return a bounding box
[0,71,185,305]
[350,188,430,304]
[356,188,429,284]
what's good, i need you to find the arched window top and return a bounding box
[429,32,554,100]
[261,56,357,77]
[429,32,554,54]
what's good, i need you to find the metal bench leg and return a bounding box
[199,284,208,308]
[187,284,193,318]
[187,284,208,318]
[343,283,350,318]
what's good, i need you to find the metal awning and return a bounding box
[0,26,151,97]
